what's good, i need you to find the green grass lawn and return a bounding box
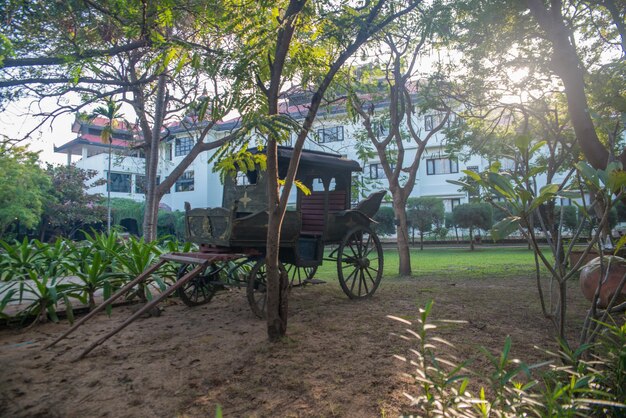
[315,246,548,280]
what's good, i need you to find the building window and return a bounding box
[107,172,131,193]
[175,170,194,192]
[164,144,172,161]
[426,158,458,175]
[136,175,166,194]
[317,126,344,143]
[369,163,386,179]
[175,137,194,156]
[135,175,146,194]
[424,115,434,131]
[443,198,461,212]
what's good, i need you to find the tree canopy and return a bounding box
[0,146,50,237]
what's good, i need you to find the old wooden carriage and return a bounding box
[181,147,386,317]
[48,147,386,358]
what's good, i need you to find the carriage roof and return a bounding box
[250,146,362,174]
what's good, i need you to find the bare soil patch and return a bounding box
[0,275,588,417]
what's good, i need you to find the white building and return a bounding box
[55,102,489,213]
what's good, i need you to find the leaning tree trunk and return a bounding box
[265,139,290,341]
[525,0,610,170]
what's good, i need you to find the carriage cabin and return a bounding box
[185,147,363,249]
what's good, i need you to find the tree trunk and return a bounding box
[419,231,424,251]
[142,73,168,242]
[394,203,412,276]
[525,0,610,169]
[265,139,289,341]
[469,227,474,251]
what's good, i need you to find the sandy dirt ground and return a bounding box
[0,275,589,417]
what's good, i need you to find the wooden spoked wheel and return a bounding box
[246,258,287,319]
[285,264,318,287]
[176,263,224,307]
[337,226,383,299]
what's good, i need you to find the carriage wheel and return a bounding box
[337,226,383,299]
[176,263,223,307]
[246,258,287,319]
[285,264,318,287]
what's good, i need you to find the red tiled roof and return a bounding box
[78,133,131,147]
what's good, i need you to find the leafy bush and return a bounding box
[452,203,492,249]
[407,197,445,249]
[373,205,396,236]
[391,301,626,417]
[0,233,193,323]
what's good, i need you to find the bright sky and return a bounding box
[1,99,74,165]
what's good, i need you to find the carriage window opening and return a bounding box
[236,170,258,186]
[312,178,326,191]
[328,178,337,191]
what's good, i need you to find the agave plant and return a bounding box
[115,236,165,302]
[66,245,123,310]
[0,238,47,282]
[2,267,76,324]
[82,229,124,270]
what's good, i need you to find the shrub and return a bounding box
[373,205,396,236]
[391,301,626,417]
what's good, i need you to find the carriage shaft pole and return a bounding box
[45,259,167,349]
[74,262,208,361]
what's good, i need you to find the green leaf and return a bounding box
[529,140,547,156]
[462,170,481,181]
[607,169,626,193]
[614,234,626,254]
[576,161,598,186]
[63,294,74,324]
[103,281,112,317]
[514,134,532,152]
[446,179,471,189]
[487,172,515,198]
[491,217,520,241]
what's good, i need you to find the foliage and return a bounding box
[455,140,626,341]
[391,301,626,417]
[372,206,396,237]
[0,146,50,238]
[344,3,456,276]
[452,203,493,231]
[66,244,122,310]
[0,232,194,322]
[452,202,492,250]
[157,211,185,240]
[114,236,167,302]
[41,164,106,240]
[110,198,144,227]
[407,197,445,250]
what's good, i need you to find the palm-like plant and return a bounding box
[66,245,122,310]
[0,238,47,282]
[90,98,124,233]
[116,236,165,301]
